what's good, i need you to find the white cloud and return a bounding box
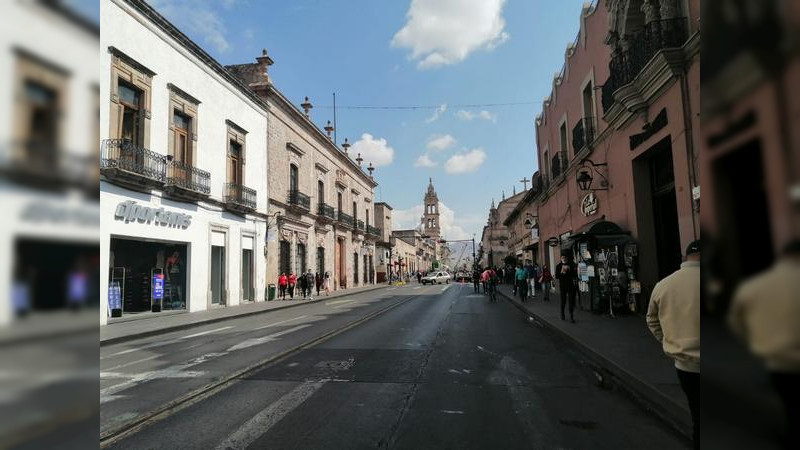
[415,154,437,168]
[391,0,510,69]
[351,133,395,167]
[455,110,497,122]
[392,202,470,240]
[425,104,447,123]
[445,148,487,174]
[150,0,231,53]
[426,134,456,151]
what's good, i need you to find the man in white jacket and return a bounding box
[647,240,700,449]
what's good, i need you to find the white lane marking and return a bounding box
[412,286,421,290]
[387,288,397,291]
[215,358,355,449]
[448,369,462,375]
[215,381,325,450]
[441,285,450,292]
[441,410,465,415]
[102,326,234,359]
[326,299,355,306]
[103,354,162,372]
[181,326,234,339]
[100,352,227,402]
[226,325,311,352]
[254,315,308,330]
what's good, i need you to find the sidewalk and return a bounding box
[101,284,388,346]
[495,283,691,437]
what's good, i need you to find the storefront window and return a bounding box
[211,244,225,305]
[109,238,187,315]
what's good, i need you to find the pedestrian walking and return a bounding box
[533,263,542,293]
[473,267,481,293]
[278,273,288,300]
[323,271,331,296]
[647,240,701,450]
[305,269,315,299]
[288,272,296,299]
[315,272,322,296]
[728,240,800,450]
[299,270,308,299]
[539,266,553,301]
[515,264,528,302]
[555,254,577,322]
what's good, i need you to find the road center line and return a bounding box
[181,326,234,339]
[226,325,311,352]
[326,299,355,306]
[254,315,308,330]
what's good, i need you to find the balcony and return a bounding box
[550,151,566,179]
[354,219,365,233]
[337,210,353,227]
[317,203,335,222]
[287,189,311,211]
[2,141,98,193]
[100,139,165,190]
[602,17,688,112]
[224,182,257,213]
[165,160,210,200]
[571,117,595,155]
[367,225,381,237]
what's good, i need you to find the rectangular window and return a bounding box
[279,241,291,275]
[211,244,226,305]
[119,81,142,146]
[228,140,243,185]
[318,180,325,206]
[353,252,359,285]
[242,248,253,301]
[560,122,568,158]
[296,243,307,275]
[290,165,299,193]
[317,247,325,275]
[173,110,191,162]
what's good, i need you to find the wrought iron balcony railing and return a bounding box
[367,225,381,236]
[355,219,365,231]
[550,151,566,179]
[602,17,688,111]
[287,189,311,210]
[101,139,166,183]
[225,182,257,210]
[166,159,211,195]
[571,117,595,155]
[337,210,353,226]
[317,203,335,220]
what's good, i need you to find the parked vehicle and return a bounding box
[421,271,451,285]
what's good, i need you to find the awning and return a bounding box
[522,243,538,251]
[564,218,633,249]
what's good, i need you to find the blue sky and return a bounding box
[149,0,588,242]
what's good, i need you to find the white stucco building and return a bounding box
[99,0,270,325]
[0,1,99,325]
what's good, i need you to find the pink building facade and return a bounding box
[533,0,700,312]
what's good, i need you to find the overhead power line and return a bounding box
[315,101,535,110]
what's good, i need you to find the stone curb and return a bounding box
[496,288,692,439]
[100,284,389,347]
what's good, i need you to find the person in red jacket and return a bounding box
[278,273,288,300]
[288,272,297,299]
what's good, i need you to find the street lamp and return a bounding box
[576,158,609,191]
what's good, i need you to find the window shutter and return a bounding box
[113,103,124,140]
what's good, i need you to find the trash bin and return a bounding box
[267,283,276,301]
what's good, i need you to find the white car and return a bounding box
[421,271,451,285]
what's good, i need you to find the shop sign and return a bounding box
[20,201,99,227]
[581,192,598,217]
[108,282,122,311]
[152,274,164,300]
[115,200,191,228]
[578,262,589,281]
[547,237,560,247]
[530,227,539,241]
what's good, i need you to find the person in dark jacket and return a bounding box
[555,254,578,322]
[299,270,309,299]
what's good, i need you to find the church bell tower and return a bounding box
[422,178,441,239]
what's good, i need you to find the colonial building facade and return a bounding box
[479,191,525,268]
[531,0,700,312]
[226,52,381,291]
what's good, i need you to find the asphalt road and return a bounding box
[102,283,689,449]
